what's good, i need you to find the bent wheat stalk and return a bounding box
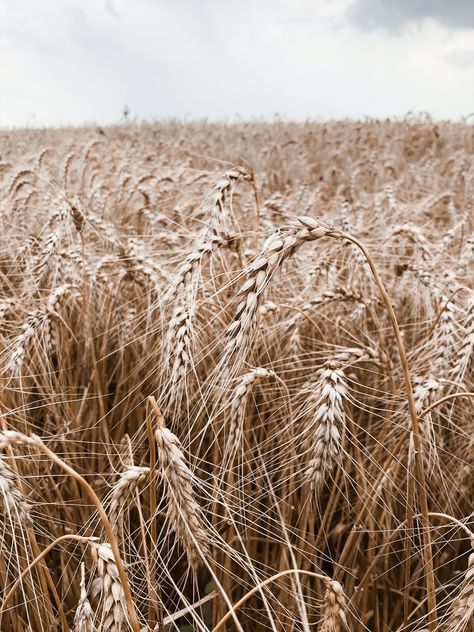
[0,430,141,632]
[1,534,97,613]
[211,569,346,632]
[326,228,438,631]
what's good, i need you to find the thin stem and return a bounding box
[147,405,164,630]
[1,433,141,632]
[163,591,218,625]
[328,230,437,631]
[419,392,474,418]
[1,535,96,613]
[353,510,474,600]
[211,569,331,632]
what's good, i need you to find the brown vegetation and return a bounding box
[0,117,473,631]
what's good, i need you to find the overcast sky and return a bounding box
[1,0,474,127]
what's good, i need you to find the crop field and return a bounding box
[0,118,472,631]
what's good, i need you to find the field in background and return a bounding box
[0,118,473,631]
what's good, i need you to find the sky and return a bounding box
[1,0,474,127]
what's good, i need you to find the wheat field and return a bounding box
[0,117,472,631]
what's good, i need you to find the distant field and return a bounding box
[0,118,472,631]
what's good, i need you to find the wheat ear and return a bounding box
[412,378,441,472]
[150,397,209,570]
[91,542,128,632]
[0,453,31,524]
[225,216,332,355]
[73,562,94,632]
[304,361,348,491]
[440,546,474,632]
[319,580,349,632]
[7,284,78,376]
[109,466,150,537]
[225,368,273,464]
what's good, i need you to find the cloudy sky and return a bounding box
[1,0,474,127]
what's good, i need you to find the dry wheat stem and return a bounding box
[211,569,339,632]
[326,229,438,631]
[0,430,141,632]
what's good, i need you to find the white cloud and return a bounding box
[0,0,473,127]
[445,48,474,69]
